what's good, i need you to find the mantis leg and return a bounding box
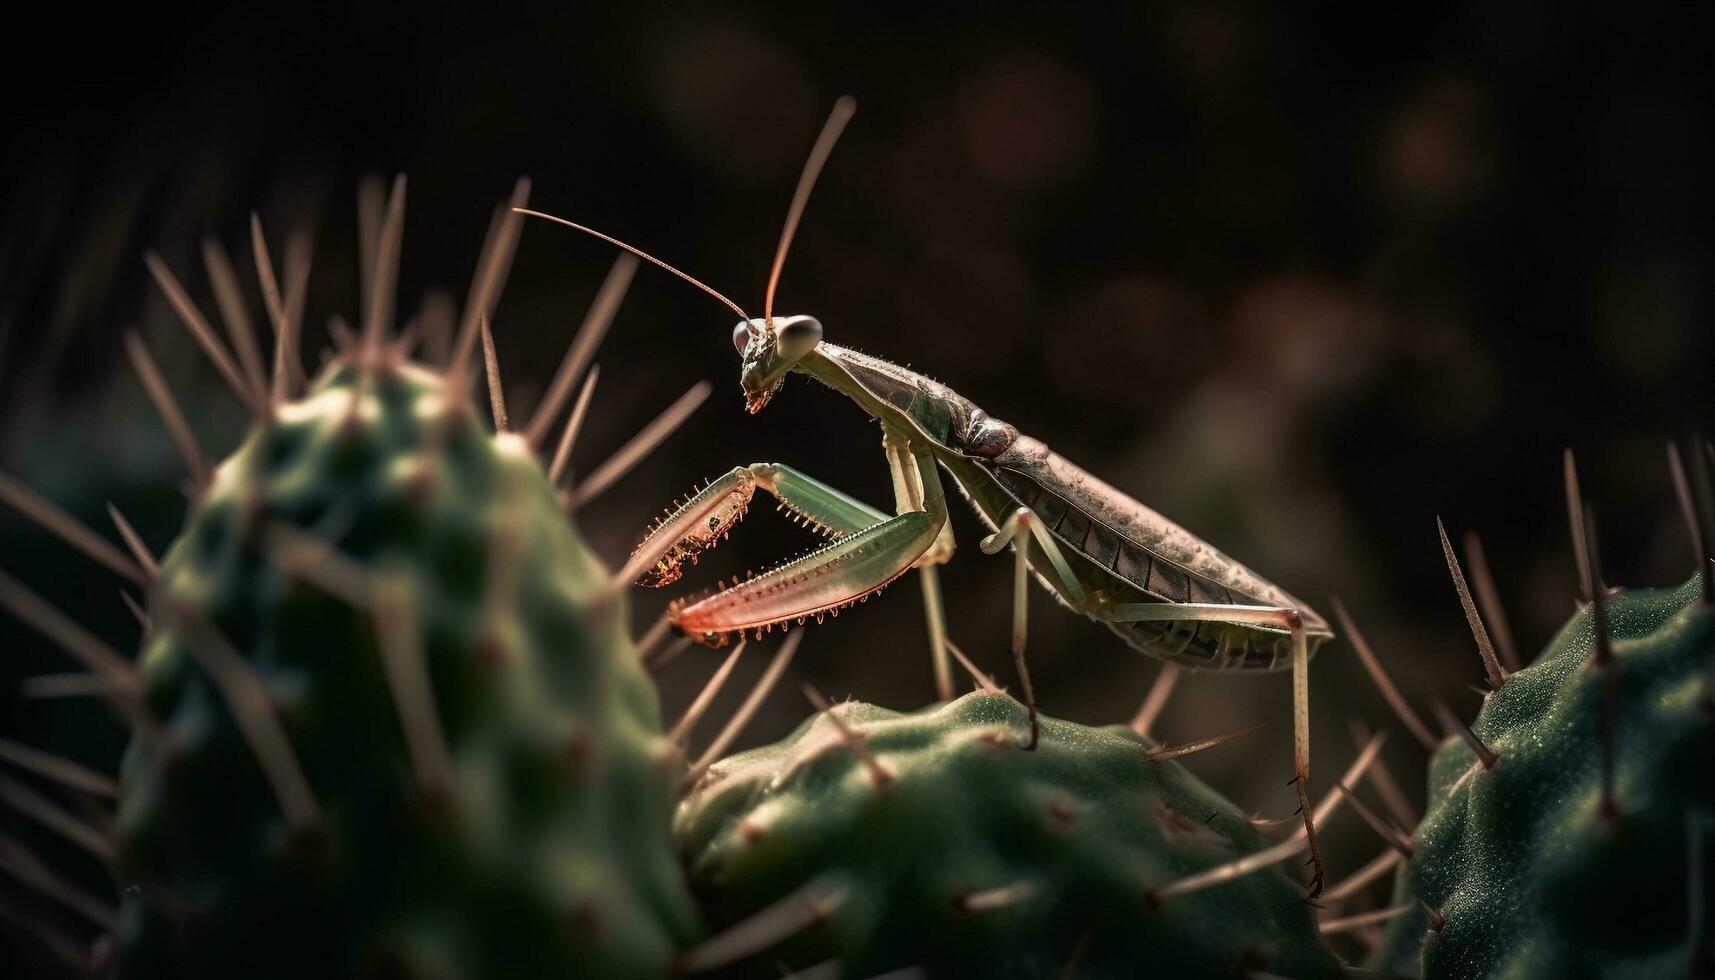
[657,439,950,647]
[882,432,958,700]
[629,462,887,588]
[918,566,953,700]
[978,507,1089,750]
[1095,601,1324,898]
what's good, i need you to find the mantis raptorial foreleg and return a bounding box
[1095,600,1323,898]
[631,462,885,589]
[639,437,952,648]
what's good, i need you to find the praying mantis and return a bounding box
[521,97,1337,896]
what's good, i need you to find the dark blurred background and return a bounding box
[1,1,1708,970]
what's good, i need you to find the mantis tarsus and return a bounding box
[521,97,1337,896]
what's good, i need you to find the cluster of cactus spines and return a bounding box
[0,177,717,977]
[673,687,1392,979]
[1346,445,1715,978]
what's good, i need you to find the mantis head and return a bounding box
[515,98,854,415]
[733,315,823,414]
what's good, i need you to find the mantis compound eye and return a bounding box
[732,321,752,353]
[775,315,823,362]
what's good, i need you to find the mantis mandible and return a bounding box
[520,97,1336,896]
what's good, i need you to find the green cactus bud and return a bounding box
[107,354,699,977]
[676,690,1341,979]
[1378,573,1714,978]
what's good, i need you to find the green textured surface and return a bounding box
[1378,574,1715,979]
[677,690,1341,979]
[114,361,699,978]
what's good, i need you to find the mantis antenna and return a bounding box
[515,94,856,337]
[763,96,857,332]
[513,208,751,323]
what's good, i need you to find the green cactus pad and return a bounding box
[115,360,699,978]
[675,690,1340,979]
[1378,574,1714,978]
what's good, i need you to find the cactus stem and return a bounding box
[1143,722,1264,763]
[547,365,600,487]
[1320,847,1403,904]
[1319,903,1412,935]
[956,880,1036,914]
[1436,518,1507,689]
[801,684,893,788]
[673,876,847,975]
[0,830,118,928]
[144,251,267,418]
[1332,598,1436,751]
[1431,699,1498,770]
[0,737,118,798]
[1128,663,1182,740]
[0,772,115,861]
[526,254,636,447]
[567,380,712,512]
[124,331,212,489]
[0,471,148,586]
[1335,781,1414,857]
[478,315,509,431]
[105,503,160,580]
[688,630,804,781]
[448,178,531,385]
[669,640,747,744]
[372,577,457,802]
[943,638,1001,693]
[170,603,323,833]
[1460,530,1520,672]
[1148,732,1385,904]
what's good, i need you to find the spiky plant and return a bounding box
[1343,449,1715,978]
[0,177,715,978]
[663,672,1401,980]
